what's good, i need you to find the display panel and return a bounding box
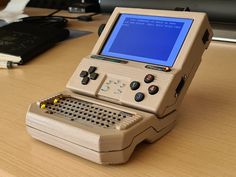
[100,14,193,67]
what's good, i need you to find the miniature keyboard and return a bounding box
[38,94,142,130]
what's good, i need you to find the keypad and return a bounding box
[100,79,126,94]
[41,95,135,129]
[129,74,159,102]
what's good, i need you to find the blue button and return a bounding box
[130,81,140,90]
[135,92,145,102]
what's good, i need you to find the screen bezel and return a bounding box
[99,13,193,67]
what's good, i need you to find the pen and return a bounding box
[0,61,18,69]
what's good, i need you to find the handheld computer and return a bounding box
[26,7,212,164]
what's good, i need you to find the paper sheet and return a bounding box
[0,0,30,23]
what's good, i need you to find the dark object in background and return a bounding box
[27,0,69,9]
[98,23,106,36]
[21,15,68,28]
[68,2,100,13]
[100,0,236,24]
[27,0,99,10]
[0,21,69,64]
[0,0,9,7]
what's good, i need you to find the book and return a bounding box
[0,22,69,64]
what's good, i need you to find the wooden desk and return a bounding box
[0,8,236,177]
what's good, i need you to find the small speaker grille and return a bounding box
[43,96,132,128]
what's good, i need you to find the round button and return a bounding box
[148,85,159,95]
[144,74,155,83]
[101,85,109,91]
[130,81,140,90]
[135,92,145,102]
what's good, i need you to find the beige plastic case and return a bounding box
[26,7,212,164]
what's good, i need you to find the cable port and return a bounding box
[202,29,209,44]
[175,77,185,97]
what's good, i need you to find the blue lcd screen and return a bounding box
[100,14,193,67]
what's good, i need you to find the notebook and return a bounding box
[0,22,69,64]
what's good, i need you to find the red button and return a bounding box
[144,74,154,83]
[148,85,159,95]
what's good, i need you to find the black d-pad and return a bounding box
[80,66,99,85]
